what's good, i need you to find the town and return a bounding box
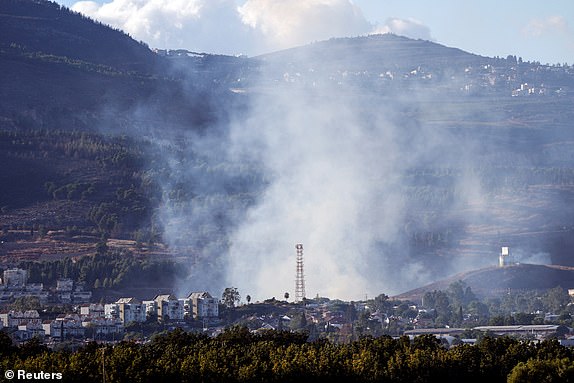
[2,263,574,350]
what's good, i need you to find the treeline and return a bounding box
[418,282,573,329]
[1,327,574,382]
[15,253,186,290]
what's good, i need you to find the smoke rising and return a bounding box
[220,59,495,301]
[84,23,573,301]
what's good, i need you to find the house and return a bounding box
[56,279,91,304]
[80,303,105,318]
[82,317,123,338]
[0,310,42,327]
[14,323,45,342]
[72,282,92,304]
[43,315,85,339]
[184,292,219,319]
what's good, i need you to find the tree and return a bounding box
[373,293,391,312]
[0,331,15,357]
[508,358,574,383]
[222,287,240,308]
[543,287,570,313]
[10,296,41,311]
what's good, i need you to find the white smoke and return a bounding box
[223,73,442,301]
[237,0,372,51]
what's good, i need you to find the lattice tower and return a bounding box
[295,244,306,302]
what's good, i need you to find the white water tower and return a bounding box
[499,246,510,267]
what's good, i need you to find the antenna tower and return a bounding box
[295,244,306,302]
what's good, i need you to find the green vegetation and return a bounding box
[1,328,573,382]
[0,129,159,238]
[15,252,187,291]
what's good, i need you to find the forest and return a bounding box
[1,327,573,382]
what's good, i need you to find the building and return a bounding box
[499,246,510,267]
[55,279,91,304]
[116,298,146,324]
[3,268,27,287]
[82,317,123,339]
[142,300,157,320]
[154,294,184,321]
[0,268,49,303]
[43,315,85,339]
[56,278,73,292]
[473,325,560,338]
[0,310,42,327]
[15,323,45,342]
[80,303,105,318]
[105,298,146,325]
[184,292,219,319]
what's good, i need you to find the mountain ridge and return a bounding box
[0,0,159,72]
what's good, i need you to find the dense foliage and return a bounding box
[14,252,186,291]
[1,327,573,382]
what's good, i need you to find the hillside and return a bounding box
[0,0,237,132]
[257,34,484,74]
[396,263,574,302]
[2,1,574,298]
[0,0,158,72]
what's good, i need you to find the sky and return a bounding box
[55,0,574,64]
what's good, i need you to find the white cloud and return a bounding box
[372,17,433,41]
[73,0,255,54]
[71,0,373,55]
[238,0,372,51]
[522,15,569,37]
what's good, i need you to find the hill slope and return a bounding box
[396,263,574,302]
[258,34,484,71]
[0,0,158,72]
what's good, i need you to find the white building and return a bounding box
[117,297,146,324]
[143,300,157,319]
[499,246,510,267]
[184,292,219,319]
[154,294,184,321]
[105,298,146,325]
[0,310,42,327]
